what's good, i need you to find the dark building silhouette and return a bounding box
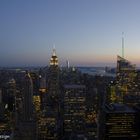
[22,72,34,121]
[14,72,37,140]
[99,103,140,140]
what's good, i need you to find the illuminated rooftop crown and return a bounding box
[50,48,58,66]
[117,55,136,72]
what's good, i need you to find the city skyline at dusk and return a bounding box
[1,1,140,139]
[1,0,140,67]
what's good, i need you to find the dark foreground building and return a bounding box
[99,103,140,140]
[63,84,86,140]
[14,72,37,140]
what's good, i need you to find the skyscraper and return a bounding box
[38,49,61,140]
[63,84,86,140]
[99,103,140,140]
[14,72,37,140]
[109,55,140,105]
[39,73,47,110]
[66,60,70,69]
[22,72,34,121]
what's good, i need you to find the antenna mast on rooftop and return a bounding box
[122,32,124,58]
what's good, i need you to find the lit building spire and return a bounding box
[122,32,124,58]
[50,47,58,66]
[52,48,56,56]
[52,44,56,56]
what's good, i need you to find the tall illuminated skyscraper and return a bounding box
[109,55,140,105]
[50,48,58,66]
[47,48,61,140]
[63,84,86,139]
[48,48,59,98]
[116,56,136,103]
[38,48,61,140]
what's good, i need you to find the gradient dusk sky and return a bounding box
[0,0,140,67]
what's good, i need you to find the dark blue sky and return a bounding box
[1,0,140,67]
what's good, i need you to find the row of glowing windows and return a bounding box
[64,99,85,102]
[50,62,58,65]
[108,130,137,134]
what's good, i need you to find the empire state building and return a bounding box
[43,48,61,140]
[50,48,58,66]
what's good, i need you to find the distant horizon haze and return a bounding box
[1,0,140,67]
